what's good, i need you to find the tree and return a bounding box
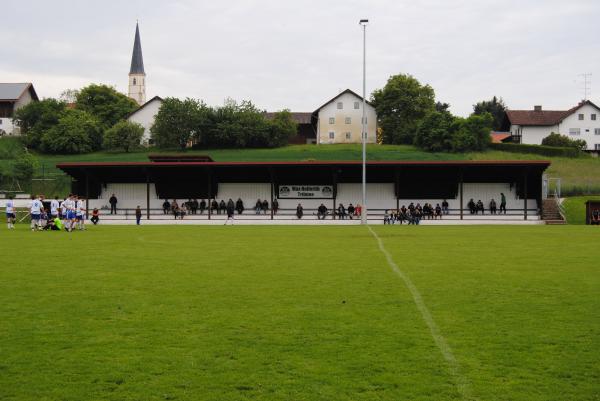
[472,96,507,131]
[59,89,80,103]
[104,120,145,152]
[371,74,436,144]
[12,98,66,149]
[75,84,138,129]
[268,110,298,147]
[151,98,200,149]
[451,113,493,152]
[541,132,587,151]
[414,111,456,152]
[41,109,102,154]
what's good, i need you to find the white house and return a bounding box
[0,83,38,136]
[315,89,377,144]
[503,100,600,151]
[126,96,163,145]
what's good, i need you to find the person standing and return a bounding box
[109,194,118,215]
[135,206,142,225]
[441,199,449,215]
[272,199,279,215]
[236,198,244,215]
[500,193,507,214]
[5,196,16,229]
[50,196,60,219]
[29,195,43,231]
[225,198,235,225]
[296,203,303,219]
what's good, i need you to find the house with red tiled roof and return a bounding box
[501,100,600,151]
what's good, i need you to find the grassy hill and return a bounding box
[2,140,599,196]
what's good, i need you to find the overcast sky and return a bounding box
[2,0,599,116]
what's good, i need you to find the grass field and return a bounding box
[1,225,598,400]
[562,195,600,224]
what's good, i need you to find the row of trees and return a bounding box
[371,74,506,152]
[150,98,297,150]
[14,84,144,154]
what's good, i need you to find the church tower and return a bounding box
[128,22,146,105]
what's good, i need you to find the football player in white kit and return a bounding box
[5,195,16,229]
[50,196,60,219]
[28,195,44,231]
[75,197,86,230]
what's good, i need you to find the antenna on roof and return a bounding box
[579,73,592,100]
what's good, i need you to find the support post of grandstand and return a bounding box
[146,173,150,220]
[459,170,464,220]
[394,168,400,211]
[332,168,337,220]
[85,172,90,216]
[207,167,212,220]
[269,167,274,220]
[524,168,528,221]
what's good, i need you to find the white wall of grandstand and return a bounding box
[84,182,537,217]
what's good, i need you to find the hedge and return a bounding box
[489,143,583,158]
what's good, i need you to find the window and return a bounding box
[133,78,137,85]
[595,144,600,151]
[345,117,351,124]
[354,101,360,109]
[329,117,335,124]
[592,114,597,121]
[578,114,584,120]
[569,128,581,136]
[345,132,351,140]
[595,128,600,135]
[328,131,335,139]
[361,117,367,124]
[0,119,2,125]
[337,102,343,109]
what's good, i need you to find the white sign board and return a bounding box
[278,185,334,199]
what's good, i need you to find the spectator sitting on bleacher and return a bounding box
[199,199,206,214]
[317,203,328,220]
[272,199,279,215]
[476,200,484,215]
[211,199,218,214]
[162,199,170,214]
[442,199,449,215]
[489,199,497,215]
[355,203,362,217]
[236,198,244,215]
[261,199,269,214]
[179,203,187,219]
[408,202,415,214]
[347,203,355,219]
[220,200,227,215]
[227,198,234,213]
[468,199,476,214]
[435,204,442,219]
[296,203,303,219]
[592,209,599,225]
[191,199,198,215]
[255,199,262,215]
[384,210,391,224]
[423,203,431,220]
[337,203,346,220]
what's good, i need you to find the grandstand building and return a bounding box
[57,157,550,222]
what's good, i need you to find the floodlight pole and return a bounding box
[360,19,368,225]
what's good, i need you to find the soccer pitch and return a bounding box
[1,225,598,401]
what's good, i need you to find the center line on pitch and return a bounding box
[368,226,473,401]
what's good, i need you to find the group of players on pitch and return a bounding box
[5,194,88,232]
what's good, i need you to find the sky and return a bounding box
[2,0,599,116]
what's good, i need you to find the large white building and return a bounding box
[0,83,38,136]
[127,96,163,145]
[315,89,377,144]
[503,100,600,151]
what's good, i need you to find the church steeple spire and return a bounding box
[130,22,145,74]
[128,22,146,105]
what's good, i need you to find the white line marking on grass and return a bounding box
[368,226,473,401]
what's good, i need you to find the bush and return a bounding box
[41,109,102,154]
[104,120,144,152]
[414,112,492,153]
[414,111,454,152]
[10,152,39,181]
[541,132,587,151]
[489,143,583,158]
